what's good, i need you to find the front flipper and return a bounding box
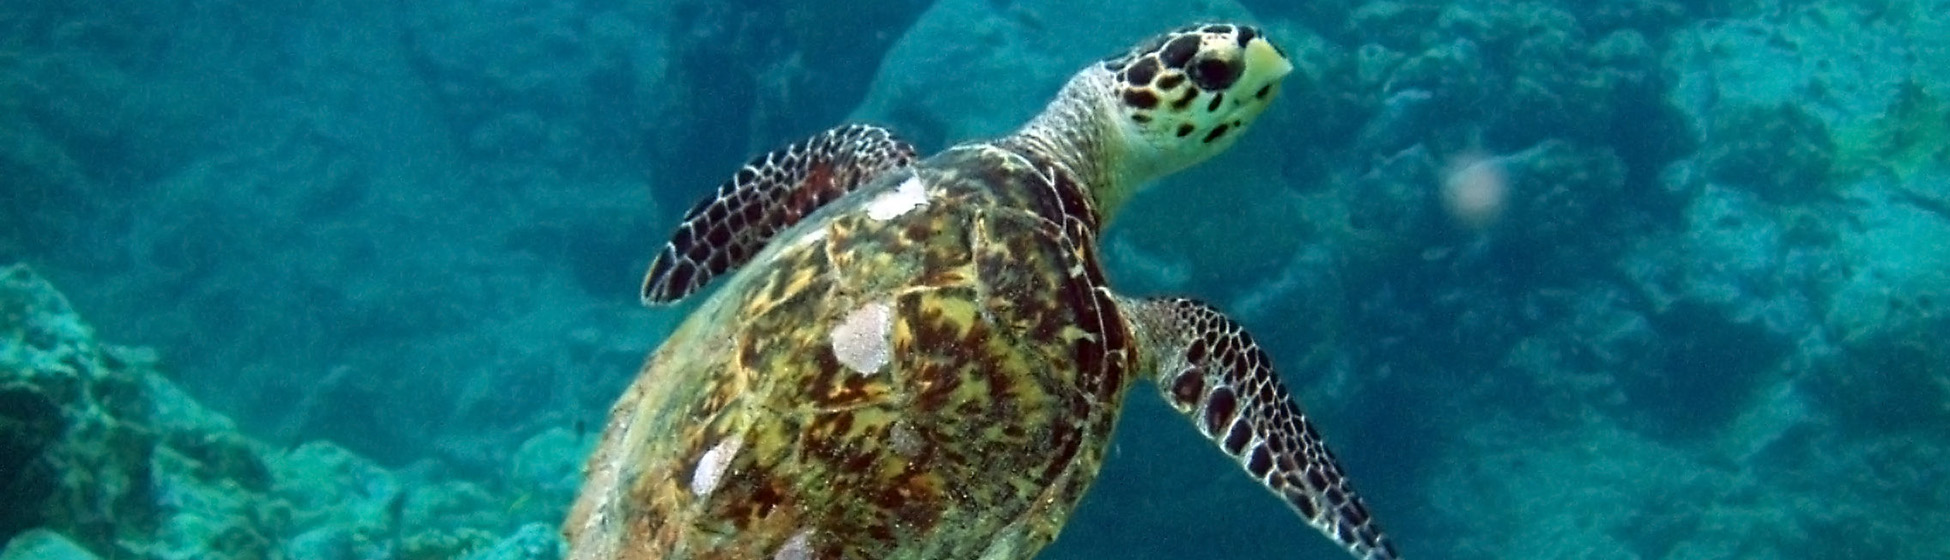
[1124,297,1401,560]
[641,124,918,304]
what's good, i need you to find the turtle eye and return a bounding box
[1189,57,1241,91]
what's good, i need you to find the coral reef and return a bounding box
[0,529,99,560]
[0,264,574,559]
[1701,102,1836,201]
[1,264,277,558]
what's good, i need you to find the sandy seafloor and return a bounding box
[3,0,1947,558]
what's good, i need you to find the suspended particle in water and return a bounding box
[1441,152,1509,231]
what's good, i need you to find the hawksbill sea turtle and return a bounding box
[565,22,1402,560]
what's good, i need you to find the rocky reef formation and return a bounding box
[0,264,573,560]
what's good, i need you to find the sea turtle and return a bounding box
[565,23,1401,560]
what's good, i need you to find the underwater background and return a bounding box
[3,0,1946,558]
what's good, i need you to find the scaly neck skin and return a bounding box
[996,70,1136,226]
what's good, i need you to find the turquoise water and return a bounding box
[3,0,1946,559]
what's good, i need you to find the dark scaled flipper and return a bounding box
[1124,297,1401,560]
[641,124,918,304]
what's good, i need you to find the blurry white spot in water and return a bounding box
[831,300,895,374]
[866,176,929,220]
[1441,152,1509,231]
[774,529,814,560]
[690,436,743,498]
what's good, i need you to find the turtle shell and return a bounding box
[565,145,1135,560]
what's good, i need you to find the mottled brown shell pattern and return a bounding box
[565,145,1133,560]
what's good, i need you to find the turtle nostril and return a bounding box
[1190,57,1240,91]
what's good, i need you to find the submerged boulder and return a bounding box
[1,263,279,559]
[0,264,564,559]
[0,529,100,560]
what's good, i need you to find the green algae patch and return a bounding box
[1834,80,1950,185]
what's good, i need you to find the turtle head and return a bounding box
[1009,24,1291,220]
[1095,24,1291,208]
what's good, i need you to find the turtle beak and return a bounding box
[1241,36,1294,90]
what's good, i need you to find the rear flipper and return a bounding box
[641,124,917,304]
[1123,297,1401,560]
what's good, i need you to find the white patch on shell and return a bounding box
[773,529,814,560]
[889,421,923,457]
[689,436,743,498]
[830,300,895,375]
[864,176,928,220]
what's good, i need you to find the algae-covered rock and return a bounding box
[1666,3,1949,196]
[460,523,564,560]
[1,264,281,559]
[283,525,360,560]
[1816,177,1950,431]
[1701,102,1836,202]
[2,264,552,559]
[505,427,588,525]
[0,529,100,560]
[400,526,501,560]
[271,441,404,536]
